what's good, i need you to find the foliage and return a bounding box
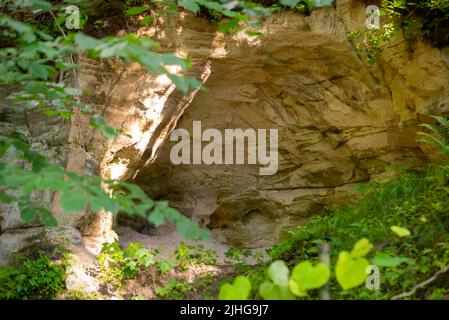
[224,247,265,272]
[98,241,172,287]
[417,115,449,156]
[174,241,217,271]
[290,260,330,296]
[335,239,371,291]
[218,275,252,300]
[268,165,449,299]
[348,0,449,63]
[155,278,195,300]
[259,260,295,300]
[0,251,66,300]
[220,239,373,300]
[0,132,208,240]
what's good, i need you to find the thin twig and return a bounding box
[391,264,449,300]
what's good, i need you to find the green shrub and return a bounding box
[0,252,66,300]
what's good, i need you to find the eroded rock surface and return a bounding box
[84,2,449,247]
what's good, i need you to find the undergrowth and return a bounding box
[0,250,66,300]
[263,165,449,299]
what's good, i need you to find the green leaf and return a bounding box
[303,0,334,9]
[178,0,200,13]
[336,251,369,290]
[60,191,86,212]
[89,115,118,140]
[28,62,50,80]
[391,226,411,237]
[218,275,251,300]
[279,0,300,8]
[259,281,295,300]
[268,260,290,286]
[75,33,100,51]
[126,6,149,16]
[21,207,38,223]
[0,191,16,204]
[289,261,330,296]
[257,261,294,299]
[20,0,53,11]
[350,238,373,258]
[219,18,239,33]
[372,253,411,267]
[148,209,165,226]
[39,209,57,227]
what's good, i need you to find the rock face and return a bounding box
[88,1,449,247]
[2,0,449,251]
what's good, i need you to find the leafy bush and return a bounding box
[219,238,374,300]
[174,241,217,271]
[98,241,173,287]
[0,252,66,300]
[155,278,195,300]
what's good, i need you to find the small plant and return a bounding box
[155,278,195,300]
[224,248,253,272]
[174,241,217,271]
[98,241,157,287]
[418,115,449,155]
[0,251,66,300]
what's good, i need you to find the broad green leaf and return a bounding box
[18,0,53,11]
[350,238,373,258]
[391,226,411,237]
[148,209,165,226]
[28,62,50,80]
[126,6,149,16]
[259,281,295,300]
[218,275,251,300]
[336,251,369,290]
[89,115,118,139]
[289,261,330,296]
[268,260,290,286]
[75,33,100,51]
